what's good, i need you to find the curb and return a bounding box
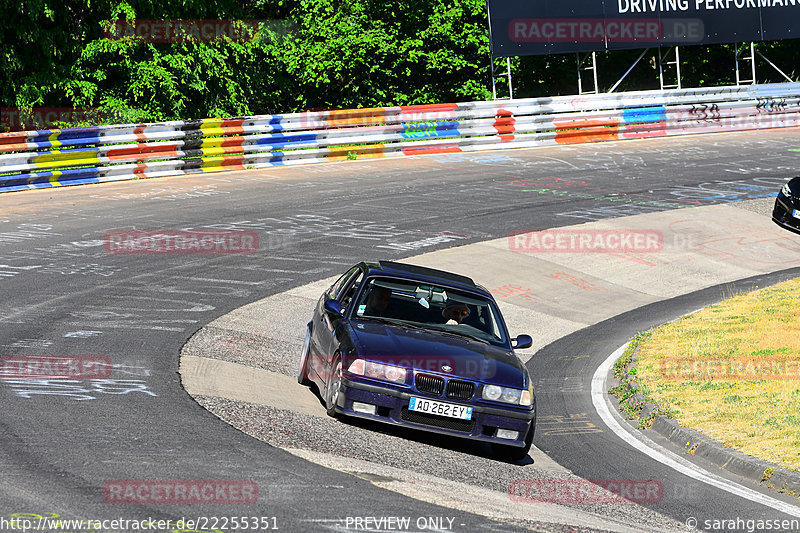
[612,338,800,498]
[649,416,800,495]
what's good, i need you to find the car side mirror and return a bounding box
[324,298,344,316]
[512,334,533,350]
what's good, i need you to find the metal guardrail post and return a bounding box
[577,52,599,95]
[735,43,756,85]
[659,47,682,90]
[491,57,513,100]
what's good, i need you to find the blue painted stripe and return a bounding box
[622,107,666,124]
[253,133,318,148]
[0,166,104,187]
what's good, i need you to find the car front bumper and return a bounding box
[335,377,535,448]
[773,195,800,236]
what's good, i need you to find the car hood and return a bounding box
[349,320,526,387]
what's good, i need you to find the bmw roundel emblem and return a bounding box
[441,365,453,373]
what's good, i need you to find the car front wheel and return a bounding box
[297,325,312,385]
[325,355,343,418]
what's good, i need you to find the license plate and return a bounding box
[408,397,473,420]
[793,209,800,219]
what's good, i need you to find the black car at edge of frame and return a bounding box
[773,176,800,235]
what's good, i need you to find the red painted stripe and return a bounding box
[493,109,516,138]
[106,143,180,159]
[106,144,178,161]
[555,127,620,144]
[556,118,619,129]
[554,118,620,144]
[219,146,246,154]
[0,132,28,144]
[217,155,245,168]
[219,126,245,135]
[398,103,458,113]
[621,122,667,139]
[402,145,462,156]
[134,126,147,143]
[219,118,245,128]
[219,137,246,147]
[0,142,31,152]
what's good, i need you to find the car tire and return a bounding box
[297,325,312,385]
[325,355,343,418]
[492,418,535,462]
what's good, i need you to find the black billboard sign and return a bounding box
[488,0,799,57]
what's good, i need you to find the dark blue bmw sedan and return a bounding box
[298,260,536,460]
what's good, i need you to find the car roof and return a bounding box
[359,260,491,296]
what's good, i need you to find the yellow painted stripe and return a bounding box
[326,144,386,161]
[199,154,245,171]
[49,170,62,187]
[48,130,62,149]
[199,118,222,138]
[33,155,102,169]
[33,149,102,162]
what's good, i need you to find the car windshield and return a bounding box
[353,277,509,347]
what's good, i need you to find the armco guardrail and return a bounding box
[1,83,799,193]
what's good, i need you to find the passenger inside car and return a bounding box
[442,303,470,325]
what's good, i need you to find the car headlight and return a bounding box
[482,384,532,406]
[348,359,407,384]
[781,183,792,197]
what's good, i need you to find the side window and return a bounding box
[337,270,364,308]
[329,266,359,298]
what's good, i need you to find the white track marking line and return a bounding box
[592,342,800,518]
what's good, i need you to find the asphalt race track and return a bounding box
[1,129,799,532]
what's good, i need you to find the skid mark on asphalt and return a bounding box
[537,413,603,436]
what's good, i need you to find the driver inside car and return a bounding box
[364,285,392,316]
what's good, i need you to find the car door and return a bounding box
[313,266,361,384]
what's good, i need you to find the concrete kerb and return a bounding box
[611,347,800,496]
[611,331,800,496]
[649,416,800,495]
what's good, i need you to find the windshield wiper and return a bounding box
[431,327,483,343]
[359,316,487,344]
[358,315,408,327]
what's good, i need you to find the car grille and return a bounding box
[415,373,476,400]
[415,374,444,395]
[445,379,475,400]
[401,408,475,432]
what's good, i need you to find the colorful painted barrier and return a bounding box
[1,83,799,193]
